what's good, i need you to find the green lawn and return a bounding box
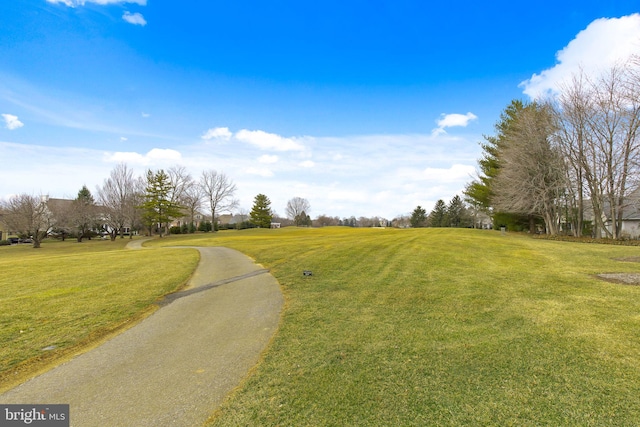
[3,228,640,425]
[0,237,199,390]
[150,227,640,426]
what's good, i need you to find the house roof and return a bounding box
[584,187,640,221]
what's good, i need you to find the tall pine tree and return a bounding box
[73,185,96,242]
[464,100,532,231]
[410,205,427,228]
[250,194,273,228]
[140,169,183,237]
[429,200,448,227]
[447,195,467,228]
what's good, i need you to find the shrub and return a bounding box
[198,221,213,232]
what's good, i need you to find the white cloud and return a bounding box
[258,154,279,164]
[2,114,24,130]
[120,137,128,141]
[235,129,305,151]
[432,112,477,136]
[1,129,482,220]
[106,151,146,164]
[326,189,368,203]
[122,11,147,26]
[245,167,274,177]
[521,14,640,99]
[300,160,315,168]
[104,148,182,165]
[46,0,146,6]
[201,127,232,141]
[146,148,182,161]
[141,112,151,118]
[422,164,475,182]
[396,164,475,183]
[0,142,115,200]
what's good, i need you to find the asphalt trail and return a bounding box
[1,244,284,426]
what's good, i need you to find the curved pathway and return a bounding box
[0,243,284,426]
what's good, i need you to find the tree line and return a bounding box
[407,195,473,229]
[464,57,640,239]
[1,160,399,248]
[0,164,272,247]
[12,57,637,245]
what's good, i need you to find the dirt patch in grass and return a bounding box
[596,273,640,285]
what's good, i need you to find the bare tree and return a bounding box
[314,214,340,227]
[167,166,194,207]
[1,194,53,248]
[554,61,640,238]
[553,71,593,236]
[286,196,311,226]
[199,170,238,228]
[589,64,640,239]
[97,163,137,240]
[181,184,204,231]
[493,103,566,235]
[126,176,146,238]
[392,214,411,228]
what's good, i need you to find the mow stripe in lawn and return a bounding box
[151,227,640,426]
[0,238,198,390]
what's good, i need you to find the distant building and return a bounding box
[585,188,640,238]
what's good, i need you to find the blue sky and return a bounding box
[1,1,639,219]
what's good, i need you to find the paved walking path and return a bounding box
[1,242,284,426]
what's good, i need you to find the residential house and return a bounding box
[584,188,640,238]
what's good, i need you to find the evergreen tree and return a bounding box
[447,195,467,228]
[250,193,273,228]
[295,210,312,227]
[140,169,183,237]
[73,185,97,242]
[464,100,531,230]
[410,205,427,228]
[429,200,448,227]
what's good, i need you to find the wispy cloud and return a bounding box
[299,160,315,168]
[201,127,232,141]
[521,13,640,99]
[104,148,182,165]
[122,11,147,26]
[431,112,478,136]
[245,167,274,177]
[1,129,482,218]
[235,129,306,151]
[2,113,24,130]
[258,154,279,164]
[0,76,173,140]
[46,0,146,6]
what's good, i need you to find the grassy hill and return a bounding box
[150,227,640,426]
[0,238,199,391]
[3,228,640,425]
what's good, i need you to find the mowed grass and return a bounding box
[151,227,640,426]
[0,238,199,390]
